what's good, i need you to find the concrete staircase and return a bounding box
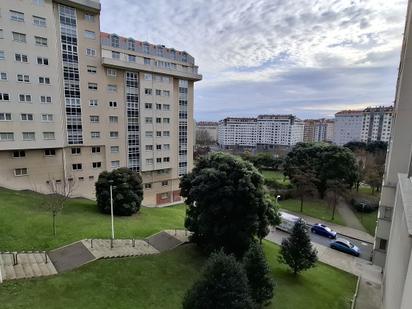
[0,252,57,281]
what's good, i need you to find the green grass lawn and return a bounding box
[279,198,346,226]
[353,210,378,236]
[0,187,186,251]
[261,169,290,184]
[0,242,356,309]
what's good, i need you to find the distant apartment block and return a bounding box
[218,115,304,148]
[195,121,218,144]
[0,0,201,206]
[303,119,334,143]
[333,106,393,146]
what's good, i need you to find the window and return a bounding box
[143,44,150,54]
[72,163,82,171]
[156,131,162,137]
[89,99,98,106]
[127,39,135,51]
[383,207,393,220]
[38,77,50,84]
[71,147,81,155]
[84,30,96,39]
[92,162,102,168]
[86,48,96,56]
[41,114,53,122]
[90,115,99,123]
[44,149,56,156]
[378,239,387,251]
[13,150,25,158]
[35,36,47,46]
[156,144,162,150]
[19,94,32,102]
[146,145,153,151]
[155,89,161,96]
[160,192,169,200]
[21,113,33,121]
[156,117,161,124]
[111,160,120,168]
[12,32,26,43]
[156,158,162,163]
[92,146,101,153]
[91,131,100,139]
[163,118,170,124]
[110,131,119,138]
[109,116,118,123]
[0,132,14,141]
[128,54,136,62]
[15,53,28,62]
[145,88,152,95]
[0,51,4,60]
[163,104,170,110]
[109,101,117,108]
[112,51,120,59]
[88,83,97,90]
[87,66,97,73]
[144,73,152,80]
[144,183,152,189]
[107,68,117,77]
[43,132,55,140]
[111,146,119,153]
[33,16,46,27]
[146,159,153,165]
[145,103,152,109]
[10,10,24,22]
[163,157,170,162]
[37,57,48,65]
[14,168,28,176]
[163,131,170,137]
[144,58,151,65]
[84,13,95,21]
[22,132,35,141]
[40,96,52,103]
[161,180,168,186]
[0,113,11,121]
[17,74,30,83]
[156,104,162,110]
[145,117,153,124]
[0,29,3,39]
[33,0,45,5]
[163,90,170,97]
[145,131,153,137]
[163,144,170,150]
[107,84,117,92]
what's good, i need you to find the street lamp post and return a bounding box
[276,195,281,206]
[108,180,115,248]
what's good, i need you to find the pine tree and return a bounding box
[183,250,253,309]
[243,242,275,307]
[279,219,318,275]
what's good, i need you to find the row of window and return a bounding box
[0,52,48,64]
[72,160,120,170]
[70,146,120,155]
[0,93,52,103]
[0,132,55,141]
[144,103,170,110]
[145,157,170,165]
[12,149,56,158]
[0,72,51,84]
[6,30,48,46]
[145,144,170,151]
[144,88,171,97]
[143,181,169,190]
[0,113,53,122]
[144,117,170,124]
[89,115,119,123]
[144,131,170,137]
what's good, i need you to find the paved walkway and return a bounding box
[336,201,367,232]
[355,278,381,309]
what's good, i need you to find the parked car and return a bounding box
[310,223,337,239]
[330,238,360,257]
[277,212,303,233]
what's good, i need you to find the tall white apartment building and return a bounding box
[0,0,201,206]
[218,115,304,148]
[334,110,364,145]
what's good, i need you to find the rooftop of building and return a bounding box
[197,121,219,126]
[335,105,393,116]
[335,109,364,115]
[101,32,196,65]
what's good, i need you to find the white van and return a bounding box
[276,211,302,233]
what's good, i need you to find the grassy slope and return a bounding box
[0,243,356,309]
[261,169,290,184]
[351,186,379,235]
[0,187,185,251]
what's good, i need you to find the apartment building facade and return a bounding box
[376,1,412,307]
[0,0,201,206]
[334,107,393,146]
[218,115,304,148]
[303,118,334,143]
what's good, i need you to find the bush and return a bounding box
[351,197,378,213]
[264,178,292,190]
[183,250,253,309]
[95,168,143,216]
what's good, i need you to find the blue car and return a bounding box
[310,223,337,239]
[330,238,360,257]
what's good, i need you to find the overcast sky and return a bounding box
[100,0,407,121]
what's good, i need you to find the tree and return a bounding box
[284,143,358,198]
[181,152,280,256]
[183,250,253,309]
[243,242,275,307]
[325,180,349,220]
[95,168,143,216]
[196,129,214,146]
[289,167,317,213]
[279,219,317,275]
[44,178,76,237]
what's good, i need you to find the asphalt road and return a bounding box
[274,228,373,261]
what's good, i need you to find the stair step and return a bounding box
[4,265,16,280]
[14,264,25,279]
[22,263,34,278]
[31,262,42,277]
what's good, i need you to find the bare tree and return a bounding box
[290,169,317,213]
[325,180,349,221]
[44,177,76,237]
[196,129,214,146]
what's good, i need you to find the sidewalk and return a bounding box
[280,208,375,243]
[336,201,367,232]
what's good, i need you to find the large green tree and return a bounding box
[279,219,318,275]
[181,152,280,256]
[243,242,275,307]
[183,250,253,309]
[284,143,358,198]
[95,168,143,216]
